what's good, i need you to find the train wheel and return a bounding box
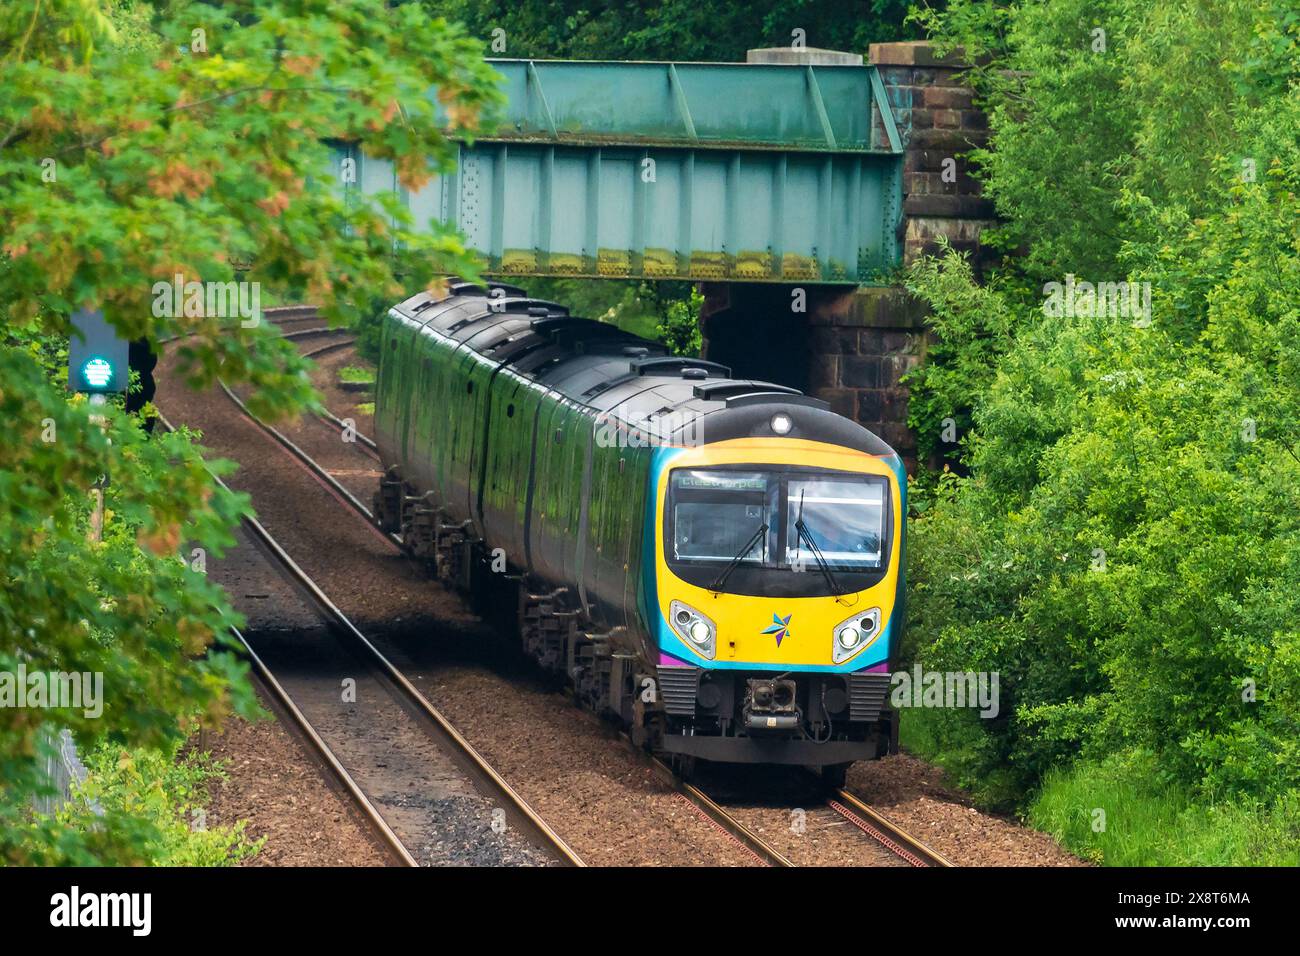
[671,753,697,783]
[821,762,850,790]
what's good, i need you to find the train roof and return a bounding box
[390,281,894,456]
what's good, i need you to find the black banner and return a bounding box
[0,865,1281,942]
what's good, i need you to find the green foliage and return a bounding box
[21,742,263,866]
[656,286,704,357]
[337,365,375,385]
[912,0,1281,282]
[524,277,702,353]
[1030,753,1300,866]
[435,0,918,62]
[902,242,1015,466]
[526,278,662,340]
[902,0,1300,828]
[0,0,498,863]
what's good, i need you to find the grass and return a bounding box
[355,401,374,416]
[1030,753,1300,866]
[899,705,1023,809]
[337,365,374,385]
[900,707,1300,865]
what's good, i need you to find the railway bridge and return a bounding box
[335,42,992,469]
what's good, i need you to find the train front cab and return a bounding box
[644,435,906,776]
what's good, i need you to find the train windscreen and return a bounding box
[668,468,886,572]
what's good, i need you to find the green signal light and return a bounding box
[82,357,114,389]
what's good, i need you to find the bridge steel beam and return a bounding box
[337,58,906,284]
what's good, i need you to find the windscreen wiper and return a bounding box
[709,523,768,593]
[794,490,847,600]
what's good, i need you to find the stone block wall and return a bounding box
[700,284,928,472]
[869,41,996,268]
[804,287,929,472]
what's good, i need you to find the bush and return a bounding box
[902,0,1300,815]
[18,741,261,867]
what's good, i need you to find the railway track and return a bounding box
[654,757,952,868]
[679,766,954,868]
[264,308,333,333]
[281,326,354,345]
[301,338,358,362]
[650,759,794,867]
[824,787,954,867]
[156,405,584,867]
[235,621,418,867]
[199,304,955,868]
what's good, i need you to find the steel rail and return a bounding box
[217,380,389,533]
[177,396,583,866]
[265,308,381,454]
[655,761,795,868]
[300,338,358,361]
[613,733,791,867]
[295,336,381,452]
[265,308,381,456]
[157,410,417,867]
[313,402,379,454]
[281,326,353,342]
[234,624,419,867]
[828,787,955,868]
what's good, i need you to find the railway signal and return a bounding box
[68,308,129,394]
[67,307,127,542]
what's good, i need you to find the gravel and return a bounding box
[197,702,389,867]
[846,753,1086,866]
[209,520,553,866]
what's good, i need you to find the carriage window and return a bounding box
[785,477,884,569]
[670,470,772,563]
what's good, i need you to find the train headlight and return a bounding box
[831,607,881,664]
[669,600,716,659]
[770,413,793,435]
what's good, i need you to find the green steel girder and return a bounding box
[476,58,902,154]
[339,58,905,284]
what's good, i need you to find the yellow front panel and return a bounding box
[654,438,901,668]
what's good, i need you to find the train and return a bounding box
[373,280,906,785]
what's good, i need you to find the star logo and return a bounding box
[761,613,793,647]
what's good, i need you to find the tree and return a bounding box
[902,0,1300,810]
[0,0,499,863]
[436,0,918,63]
